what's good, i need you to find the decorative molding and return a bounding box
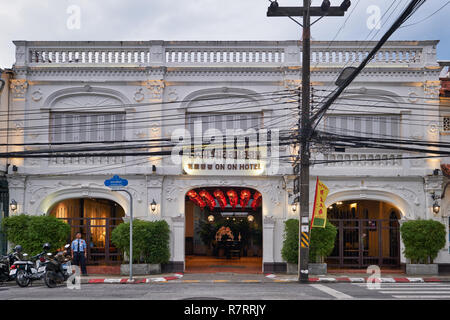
[31,89,43,102]
[10,79,28,99]
[133,88,145,102]
[146,80,165,100]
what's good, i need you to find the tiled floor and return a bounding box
[185,255,263,274]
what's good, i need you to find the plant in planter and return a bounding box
[111,219,170,275]
[309,220,337,275]
[400,219,446,275]
[1,214,71,255]
[281,219,337,275]
[281,219,299,274]
[198,220,217,255]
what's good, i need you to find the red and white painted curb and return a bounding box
[265,274,449,283]
[87,273,183,284]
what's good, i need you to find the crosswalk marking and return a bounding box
[352,282,450,299]
[392,295,450,299]
[310,284,353,300]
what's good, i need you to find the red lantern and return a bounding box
[251,191,262,210]
[187,190,206,209]
[240,189,251,210]
[199,189,216,211]
[227,189,238,210]
[213,189,227,210]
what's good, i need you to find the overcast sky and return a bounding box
[0,0,449,68]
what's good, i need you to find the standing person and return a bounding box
[71,232,88,276]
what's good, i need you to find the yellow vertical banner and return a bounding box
[311,177,329,228]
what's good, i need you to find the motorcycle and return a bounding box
[44,244,74,288]
[14,243,51,288]
[0,245,24,284]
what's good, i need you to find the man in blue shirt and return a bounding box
[71,232,88,276]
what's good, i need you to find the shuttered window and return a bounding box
[186,113,262,134]
[50,112,126,143]
[325,115,401,138]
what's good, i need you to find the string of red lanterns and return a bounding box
[188,189,262,211]
[186,190,206,209]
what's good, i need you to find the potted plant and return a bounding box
[1,214,71,255]
[400,219,446,275]
[282,219,337,275]
[281,219,299,274]
[112,219,170,275]
[198,220,217,255]
[309,220,337,275]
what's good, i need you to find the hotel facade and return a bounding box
[2,40,449,273]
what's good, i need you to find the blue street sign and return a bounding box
[104,175,128,188]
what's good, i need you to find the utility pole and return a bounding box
[267,0,350,283]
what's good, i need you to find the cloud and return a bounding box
[0,0,448,67]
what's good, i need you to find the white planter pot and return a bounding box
[286,263,327,275]
[120,263,161,275]
[309,263,327,275]
[406,264,438,276]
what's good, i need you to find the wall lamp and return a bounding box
[431,192,440,214]
[291,202,298,213]
[150,199,157,213]
[10,199,17,212]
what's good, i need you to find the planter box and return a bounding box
[286,263,327,275]
[309,263,327,275]
[120,263,161,276]
[406,263,438,276]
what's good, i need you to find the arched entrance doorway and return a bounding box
[326,200,401,269]
[184,187,263,273]
[49,198,125,265]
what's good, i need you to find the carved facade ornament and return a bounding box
[167,88,179,102]
[284,79,301,94]
[423,80,441,99]
[134,88,145,102]
[31,89,43,102]
[408,90,419,103]
[146,80,165,100]
[428,121,439,134]
[10,79,28,99]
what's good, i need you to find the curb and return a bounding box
[264,274,450,283]
[86,273,184,284]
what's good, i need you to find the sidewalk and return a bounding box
[80,272,450,284]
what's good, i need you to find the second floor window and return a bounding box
[50,112,126,143]
[325,115,401,139]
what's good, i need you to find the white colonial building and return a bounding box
[2,39,448,272]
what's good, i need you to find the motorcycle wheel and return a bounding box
[16,270,31,288]
[44,271,58,288]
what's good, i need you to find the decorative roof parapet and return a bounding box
[12,40,440,70]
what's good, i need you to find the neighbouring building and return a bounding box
[4,40,448,272]
[0,68,13,255]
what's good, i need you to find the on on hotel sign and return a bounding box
[182,146,266,176]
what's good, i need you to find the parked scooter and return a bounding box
[13,243,52,288]
[44,244,73,288]
[0,245,24,283]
